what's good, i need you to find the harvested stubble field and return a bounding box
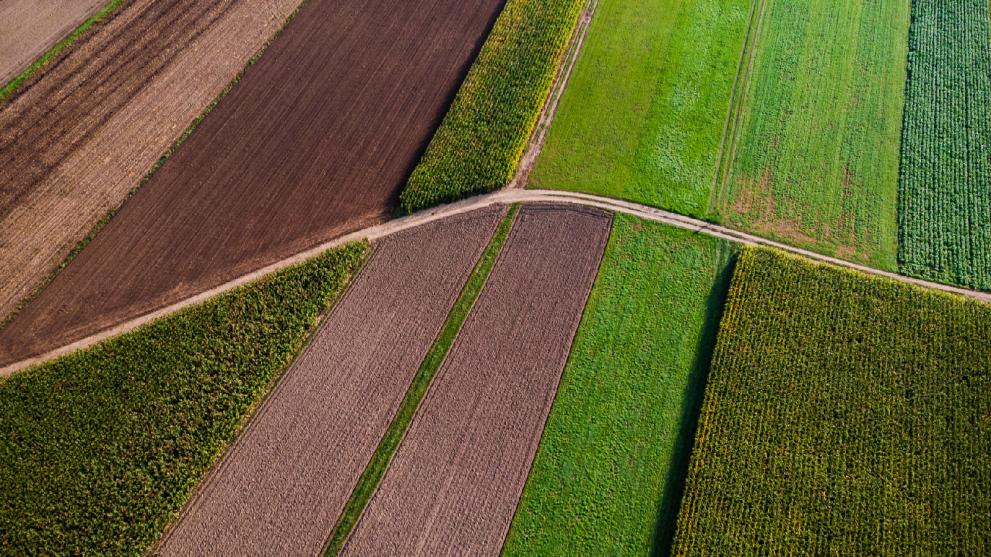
[0,0,105,85]
[0,0,306,325]
[342,204,611,556]
[898,0,991,291]
[158,208,503,556]
[673,248,991,554]
[0,0,505,367]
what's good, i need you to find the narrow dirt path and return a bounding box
[2,191,988,377]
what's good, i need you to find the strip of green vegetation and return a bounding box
[673,247,991,554]
[503,215,735,556]
[529,0,752,218]
[0,0,125,103]
[713,0,909,270]
[399,0,586,213]
[323,206,519,555]
[898,0,991,291]
[0,243,367,555]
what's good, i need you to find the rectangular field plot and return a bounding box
[341,204,611,556]
[898,0,991,291]
[673,248,991,555]
[712,0,909,270]
[503,215,735,555]
[529,0,752,218]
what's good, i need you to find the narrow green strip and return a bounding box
[0,0,126,103]
[322,204,520,556]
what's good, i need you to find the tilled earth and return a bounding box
[155,207,504,556]
[0,0,105,84]
[341,204,612,556]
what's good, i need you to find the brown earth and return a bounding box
[0,0,505,366]
[155,207,504,556]
[341,204,611,556]
[0,0,105,85]
[0,0,306,325]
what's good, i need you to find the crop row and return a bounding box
[673,247,991,554]
[399,0,586,213]
[898,0,991,290]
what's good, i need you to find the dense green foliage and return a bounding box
[713,0,909,270]
[323,206,518,556]
[399,0,585,212]
[0,0,125,103]
[530,0,752,218]
[0,243,366,555]
[898,0,991,290]
[504,215,735,555]
[674,248,991,555]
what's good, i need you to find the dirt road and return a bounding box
[0,0,105,85]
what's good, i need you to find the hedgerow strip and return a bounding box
[0,0,126,104]
[399,0,587,213]
[322,205,519,556]
[0,242,367,555]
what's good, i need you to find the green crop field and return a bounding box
[529,0,752,218]
[712,0,909,270]
[0,244,365,555]
[673,248,991,555]
[503,215,735,555]
[898,0,991,291]
[400,0,585,213]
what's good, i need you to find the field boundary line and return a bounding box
[3,190,989,377]
[507,0,600,190]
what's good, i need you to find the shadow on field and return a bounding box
[649,246,737,557]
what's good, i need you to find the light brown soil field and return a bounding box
[0,0,105,85]
[341,204,611,556]
[155,207,504,556]
[0,0,505,367]
[0,0,305,325]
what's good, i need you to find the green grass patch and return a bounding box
[0,0,125,103]
[323,206,519,555]
[399,0,586,213]
[898,0,991,291]
[529,0,752,218]
[0,243,367,555]
[503,215,736,555]
[713,0,909,270]
[673,247,991,554]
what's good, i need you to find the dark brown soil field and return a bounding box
[155,207,504,556]
[0,0,505,366]
[0,0,306,324]
[0,0,105,85]
[341,204,611,556]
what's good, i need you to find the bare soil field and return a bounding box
[0,0,504,366]
[341,204,611,556]
[0,0,105,85]
[155,207,503,556]
[0,0,306,325]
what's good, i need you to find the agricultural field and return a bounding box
[0,0,505,367]
[711,0,910,270]
[674,248,991,554]
[504,216,735,555]
[0,0,106,86]
[342,205,611,555]
[529,0,753,218]
[898,0,991,291]
[0,243,365,554]
[159,209,503,555]
[0,0,306,325]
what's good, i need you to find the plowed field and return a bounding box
[156,208,503,556]
[341,204,611,556]
[0,0,505,366]
[0,0,105,84]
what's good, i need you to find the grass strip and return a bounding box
[0,242,367,555]
[322,205,520,556]
[399,0,587,213]
[0,0,125,103]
